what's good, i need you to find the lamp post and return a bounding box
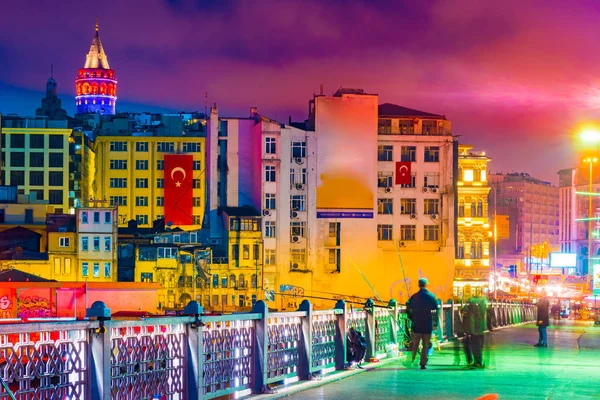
[493,186,498,301]
[584,157,597,282]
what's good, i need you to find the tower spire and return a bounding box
[50,64,53,79]
[95,17,99,33]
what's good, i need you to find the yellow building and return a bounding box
[76,207,118,282]
[454,144,492,298]
[94,135,205,229]
[47,214,78,281]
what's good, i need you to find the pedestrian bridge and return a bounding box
[0,299,546,399]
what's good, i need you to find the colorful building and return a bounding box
[46,214,77,281]
[76,206,118,282]
[454,144,492,298]
[75,21,117,115]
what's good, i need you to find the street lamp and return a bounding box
[583,156,598,282]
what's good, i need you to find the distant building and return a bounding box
[75,21,117,115]
[488,172,560,274]
[76,206,118,282]
[35,70,68,120]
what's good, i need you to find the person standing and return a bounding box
[535,293,550,347]
[463,292,488,369]
[407,278,439,370]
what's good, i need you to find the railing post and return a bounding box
[87,301,112,400]
[334,300,347,370]
[297,300,312,380]
[446,299,454,339]
[435,299,444,341]
[252,300,269,394]
[388,299,399,345]
[183,301,203,398]
[364,298,376,361]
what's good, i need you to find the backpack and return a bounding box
[347,327,367,364]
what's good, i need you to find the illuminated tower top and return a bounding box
[75,20,117,115]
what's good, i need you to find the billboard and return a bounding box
[549,252,577,268]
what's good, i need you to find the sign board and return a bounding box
[549,252,577,268]
[317,211,373,219]
[593,264,600,296]
[495,215,510,239]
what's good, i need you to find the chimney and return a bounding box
[250,107,258,117]
[289,115,292,125]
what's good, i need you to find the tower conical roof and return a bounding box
[84,20,111,69]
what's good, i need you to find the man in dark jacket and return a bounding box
[407,278,439,369]
[463,293,488,369]
[535,293,550,347]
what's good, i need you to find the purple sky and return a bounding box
[3,0,600,182]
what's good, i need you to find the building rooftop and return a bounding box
[223,206,262,217]
[84,21,111,69]
[0,269,54,282]
[378,103,446,119]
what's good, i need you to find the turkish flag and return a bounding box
[395,162,411,185]
[164,154,193,226]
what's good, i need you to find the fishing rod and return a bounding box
[394,238,411,303]
[0,376,16,400]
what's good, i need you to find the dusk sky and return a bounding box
[3,0,600,182]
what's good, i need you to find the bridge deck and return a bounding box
[283,321,600,400]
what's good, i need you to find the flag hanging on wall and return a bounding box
[395,162,411,185]
[164,154,194,226]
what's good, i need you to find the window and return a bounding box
[265,137,276,154]
[290,195,306,211]
[378,119,391,134]
[136,178,149,188]
[93,262,100,277]
[93,236,100,251]
[471,240,483,259]
[65,259,71,275]
[30,135,44,148]
[141,273,153,282]
[93,212,100,223]
[399,121,414,134]
[463,169,474,182]
[480,170,487,182]
[265,165,276,182]
[104,237,111,251]
[138,247,157,261]
[328,249,338,264]
[49,190,63,205]
[82,262,88,277]
[104,212,111,223]
[157,160,164,170]
[229,274,237,288]
[377,145,393,161]
[193,216,202,225]
[212,274,219,288]
[457,240,465,259]
[400,225,416,241]
[378,198,393,214]
[157,142,174,152]
[193,160,201,170]
[400,198,416,215]
[30,190,43,200]
[329,222,340,238]
[291,221,307,237]
[29,171,44,186]
[158,247,178,259]
[290,248,306,264]
[157,178,164,189]
[265,249,276,265]
[110,196,127,206]
[401,146,416,162]
[424,146,440,162]
[424,225,439,241]
[377,171,393,188]
[136,215,149,225]
[182,142,201,152]
[104,262,111,277]
[49,135,64,149]
[157,197,164,206]
[265,221,276,237]
[109,178,127,188]
[291,141,306,158]
[193,197,201,207]
[136,160,148,170]
[49,171,63,186]
[290,168,307,186]
[59,237,70,247]
[243,244,250,260]
[424,199,439,215]
[10,134,25,148]
[458,201,465,217]
[29,153,44,167]
[109,141,128,152]
[10,171,24,186]
[377,224,393,241]
[136,196,149,207]
[109,159,128,170]
[424,173,440,188]
[253,244,260,260]
[470,202,476,217]
[49,153,63,168]
[82,212,88,224]
[10,152,24,167]
[193,179,201,189]
[136,142,148,152]
[477,200,483,217]
[239,274,246,288]
[24,209,33,224]
[264,193,276,210]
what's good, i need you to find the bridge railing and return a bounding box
[0,298,535,400]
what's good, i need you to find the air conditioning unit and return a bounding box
[399,241,406,247]
[295,157,303,165]
[422,187,428,193]
[431,214,438,220]
[263,209,271,216]
[291,263,299,270]
[431,188,438,194]
[410,213,417,219]
[295,183,304,190]
[291,211,298,219]
[385,187,392,193]
[292,236,300,243]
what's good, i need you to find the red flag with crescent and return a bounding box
[164,154,193,226]
[395,162,411,185]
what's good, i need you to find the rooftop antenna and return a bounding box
[320,84,323,95]
[50,64,53,79]
[204,92,208,118]
[95,17,99,32]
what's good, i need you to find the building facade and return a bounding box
[76,207,118,282]
[454,144,491,297]
[489,173,560,274]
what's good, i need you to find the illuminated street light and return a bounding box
[581,129,600,144]
[583,156,598,282]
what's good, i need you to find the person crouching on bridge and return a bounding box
[463,292,488,369]
[407,278,439,370]
[535,292,550,347]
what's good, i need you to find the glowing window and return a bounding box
[481,170,487,182]
[463,169,474,182]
